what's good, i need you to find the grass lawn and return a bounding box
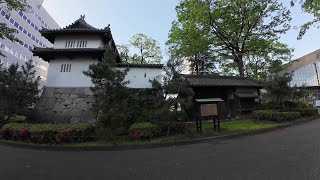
[198,119,287,136]
[221,119,285,131]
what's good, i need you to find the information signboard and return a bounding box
[200,104,218,116]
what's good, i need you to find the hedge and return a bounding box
[0,123,94,144]
[291,108,318,117]
[128,122,160,140]
[252,110,301,122]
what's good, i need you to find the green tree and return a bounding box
[291,0,320,39]
[265,60,293,105]
[243,43,293,81]
[0,0,29,55]
[84,50,130,140]
[264,60,305,107]
[117,44,131,63]
[167,19,215,74]
[0,60,41,123]
[129,33,163,64]
[187,48,216,75]
[168,0,292,77]
[160,55,195,135]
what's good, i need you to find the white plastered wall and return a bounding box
[54,35,104,49]
[46,58,163,88]
[118,67,163,88]
[46,58,96,87]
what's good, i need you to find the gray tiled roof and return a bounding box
[63,15,97,30]
[183,75,263,88]
[40,16,112,43]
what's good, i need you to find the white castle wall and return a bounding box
[46,58,163,88]
[118,67,162,88]
[54,35,104,49]
[46,58,96,88]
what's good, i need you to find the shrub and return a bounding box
[128,122,160,140]
[260,101,311,111]
[253,110,301,122]
[0,123,94,144]
[291,108,318,117]
[168,122,187,134]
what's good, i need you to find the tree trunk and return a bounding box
[195,54,199,75]
[166,123,171,136]
[236,57,245,77]
[140,49,144,64]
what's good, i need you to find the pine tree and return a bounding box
[161,56,195,135]
[84,50,130,140]
[0,60,41,123]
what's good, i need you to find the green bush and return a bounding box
[128,122,160,140]
[252,110,301,122]
[291,108,318,117]
[0,123,94,144]
[260,101,311,111]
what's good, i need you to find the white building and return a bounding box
[0,0,60,85]
[33,16,163,123]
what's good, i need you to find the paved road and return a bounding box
[2,119,320,180]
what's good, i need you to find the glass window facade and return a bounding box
[290,63,319,87]
[0,0,60,85]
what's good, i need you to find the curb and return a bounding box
[0,116,319,151]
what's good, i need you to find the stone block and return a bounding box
[42,88,54,98]
[70,94,79,100]
[73,98,85,104]
[85,97,95,103]
[61,109,71,116]
[76,88,85,95]
[77,101,89,111]
[61,94,70,101]
[62,100,72,105]
[84,88,94,96]
[54,88,64,94]
[78,94,86,98]
[62,88,76,94]
[53,103,65,112]
[54,94,61,99]
[44,98,56,110]
[70,109,81,116]
[67,104,77,109]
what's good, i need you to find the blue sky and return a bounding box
[43,0,320,61]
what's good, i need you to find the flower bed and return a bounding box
[0,123,94,144]
[128,122,161,140]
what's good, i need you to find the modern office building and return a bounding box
[287,49,320,106]
[289,49,320,87]
[0,0,59,84]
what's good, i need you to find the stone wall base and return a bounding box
[34,87,96,123]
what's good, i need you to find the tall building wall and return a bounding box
[0,0,59,85]
[289,49,320,87]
